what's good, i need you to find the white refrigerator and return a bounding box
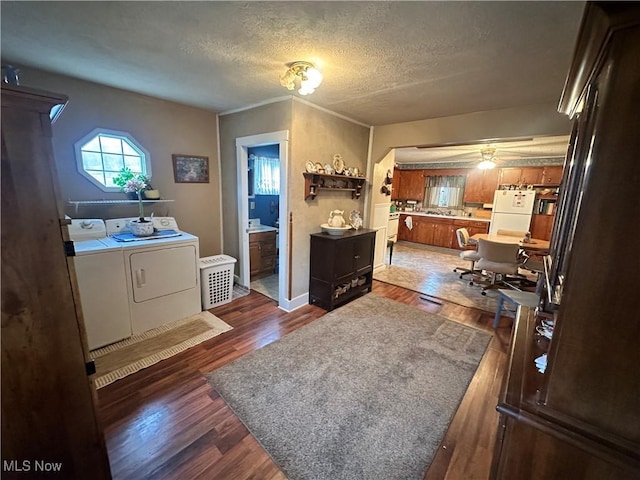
[489,190,536,235]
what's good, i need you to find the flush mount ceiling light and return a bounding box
[280,61,323,96]
[478,147,497,169]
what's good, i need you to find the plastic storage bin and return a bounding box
[199,255,237,309]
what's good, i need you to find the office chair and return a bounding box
[475,238,521,295]
[453,228,481,285]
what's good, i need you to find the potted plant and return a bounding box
[122,177,154,236]
[113,167,138,199]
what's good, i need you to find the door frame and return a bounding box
[235,130,289,309]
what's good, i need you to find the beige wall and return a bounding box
[289,101,370,299]
[19,67,222,256]
[370,103,572,164]
[218,100,292,266]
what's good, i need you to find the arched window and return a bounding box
[75,128,150,191]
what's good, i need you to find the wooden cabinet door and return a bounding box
[465,168,500,204]
[499,168,522,185]
[406,170,426,201]
[433,223,454,248]
[413,218,435,245]
[249,242,262,276]
[1,85,111,478]
[353,235,374,274]
[541,166,563,185]
[391,168,403,200]
[520,167,543,185]
[398,215,412,241]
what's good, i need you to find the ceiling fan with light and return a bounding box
[394,135,570,167]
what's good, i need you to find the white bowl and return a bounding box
[320,223,352,235]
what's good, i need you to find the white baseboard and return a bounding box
[278,292,309,312]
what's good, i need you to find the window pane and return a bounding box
[81,151,103,170]
[86,170,105,184]
[81,136,101,152]
[123,155,143,172]
[100,135,123,154]
[122,141,139,156]
[104,171,120,187]
[103,153,124,171]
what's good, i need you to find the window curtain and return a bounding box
[251,155,280,195]
[424,175,466,208]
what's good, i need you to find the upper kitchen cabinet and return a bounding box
[464,167,500,204]
[498,167,543,186]
[393,169,426,201]
[540,165,564,186]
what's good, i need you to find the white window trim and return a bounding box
[74,127,151,192]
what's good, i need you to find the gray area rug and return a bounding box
[375,242,501,312]
[207,294,491,480]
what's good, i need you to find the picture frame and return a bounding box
[172,154,209,183]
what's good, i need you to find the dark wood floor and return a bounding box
[97,281,514,480]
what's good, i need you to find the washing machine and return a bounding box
[106,217,202,335]
[68,219,132,350]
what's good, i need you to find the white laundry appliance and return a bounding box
[106,217,201,335]
[388,211,400,243]
[68,219,132,350]
[489,189,536,235]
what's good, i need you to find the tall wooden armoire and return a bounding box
[491,3,640,479]
[1,84,111,478]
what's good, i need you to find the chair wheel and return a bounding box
[453,268,457,272]
[469,281,474,286]
[481,291,487,296]
[459,274,463,279]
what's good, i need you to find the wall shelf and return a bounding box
[67,199,174,214]
[303,172,366,200]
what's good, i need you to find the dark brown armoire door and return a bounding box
[1,84,111,478]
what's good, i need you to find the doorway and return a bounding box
[236,131,290,310]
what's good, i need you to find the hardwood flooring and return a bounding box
[97,281,514,480]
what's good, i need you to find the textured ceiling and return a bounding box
[1,1,585,127]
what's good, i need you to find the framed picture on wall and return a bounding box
[172,154,209,183]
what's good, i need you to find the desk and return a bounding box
[471,233,550,252]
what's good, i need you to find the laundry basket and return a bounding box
[199,255,237,309]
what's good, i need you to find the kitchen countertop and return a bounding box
[248,226,278,233]
[398,212,491,222]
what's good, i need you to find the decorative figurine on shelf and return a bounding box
[328,210,346,227]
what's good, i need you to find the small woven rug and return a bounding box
[92,311,232,389]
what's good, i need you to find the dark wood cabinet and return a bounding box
[499,167,543,186]
[309,229,375,311]
[491,4,640,478]
[529,213,554,241]
[464,167,500,204]
[249,230,276,280]
[1,85,111,477]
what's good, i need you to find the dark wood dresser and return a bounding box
[309,229,375,311]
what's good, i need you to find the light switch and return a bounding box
[250,201,255,209]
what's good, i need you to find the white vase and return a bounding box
[128,219,154,237]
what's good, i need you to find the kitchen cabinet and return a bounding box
[540,165,563,185]
[393,169,425,201]
[249,230,276,280]
[498,167,543,186]
[398,215,488,249]
[309,229,375,311]
[464,167,500,204]
[491,4,640,478]
[1,84,111,477]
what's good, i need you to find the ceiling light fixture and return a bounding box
[478,147,497,169]
[280,61,323,96]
